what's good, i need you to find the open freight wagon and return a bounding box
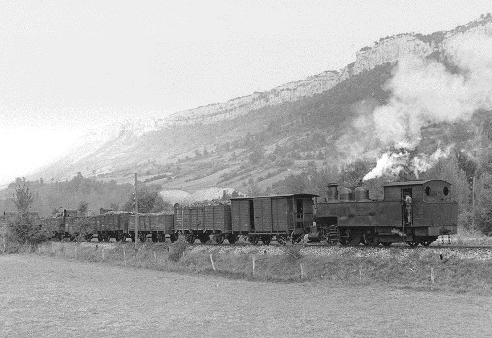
[174,204,233,244]
[128,213,175,242]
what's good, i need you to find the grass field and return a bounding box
[0,254,491,338]
[7,240,489,295]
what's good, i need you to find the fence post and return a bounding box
[430,267,435,289]
[210,254,216,271]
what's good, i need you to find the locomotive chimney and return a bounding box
[326,183,339,202]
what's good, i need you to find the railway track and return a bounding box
[76,239,492,251]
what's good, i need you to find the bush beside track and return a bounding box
[2,240,492,295]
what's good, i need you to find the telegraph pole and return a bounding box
[134,173,139,250]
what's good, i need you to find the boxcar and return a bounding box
[231,194,318,244]
[128,213,174,242]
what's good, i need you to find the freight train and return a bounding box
[40,179,458,247]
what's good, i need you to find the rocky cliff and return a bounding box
[157,16,492,126]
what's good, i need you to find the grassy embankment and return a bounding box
[2,236,492,295]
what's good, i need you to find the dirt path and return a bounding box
[0,254,491,338]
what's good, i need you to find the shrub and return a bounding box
[283,243,303,263]
[168,238,187,262]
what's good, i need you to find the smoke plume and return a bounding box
[362,31,492,180]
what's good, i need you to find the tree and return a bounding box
[7,183,49,245]
[78,201,89,216]
[123,186,172,213]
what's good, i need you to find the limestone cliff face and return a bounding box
[165,70,347,125]
[164,16,492,126]
[441,19,492,56]
[352,35,436,75]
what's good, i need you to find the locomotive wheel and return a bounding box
[185,233,195,244]
[348,233,362,246]
[200,234,210,244]
[261,236,271,245]
[363,233,379,247]
[249,236,259,245]
[227,235,237,244]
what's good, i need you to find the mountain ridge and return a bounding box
[27,14,492,200]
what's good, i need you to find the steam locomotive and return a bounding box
[41,179,458,247]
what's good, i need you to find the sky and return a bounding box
[0,0,491,184]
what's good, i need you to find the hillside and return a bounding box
[25,14,492,203]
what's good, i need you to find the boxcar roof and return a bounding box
[231,193,319,200]
[383,179,449,187]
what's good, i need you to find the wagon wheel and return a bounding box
[261,236,271,245]
[227,235,237,244]
[115,233,121,242]
[85,234,92,242]
[170,234,178,243]
[249,236,259,245]
[152,235,158,243]
[98,234,103,242]
[120,234,127,242]
[291,235,303,244]
[338,237,348,245]
[103,235,110,242]
[200,234,210,244]
[276,235,287,245]
[215,235,224,244]
[421,239,432,247]
[159,234,166,243]
[381,242,391,247]
[406,241,419,247]
[185,233,195,244]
